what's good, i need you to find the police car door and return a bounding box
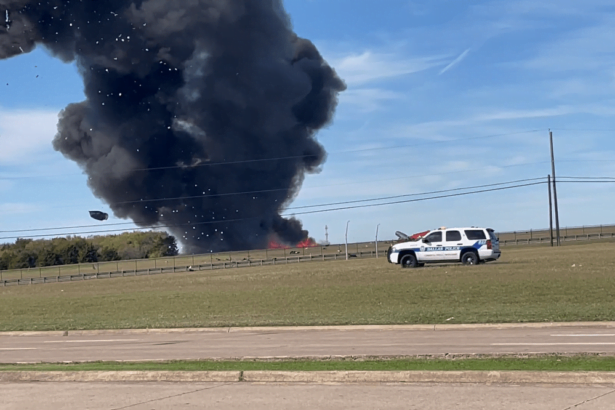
[421,231,444,261]
[443,230,463,260]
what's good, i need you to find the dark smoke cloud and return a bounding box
[1,0,345,253]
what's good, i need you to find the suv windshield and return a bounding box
[424,232,442,242]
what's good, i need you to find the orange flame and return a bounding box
[268,237,318,249]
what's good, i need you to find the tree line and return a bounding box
[0,232,179,271]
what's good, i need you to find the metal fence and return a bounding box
[0,240,396,286]
[497,223,615,242]
[3,223,615,287]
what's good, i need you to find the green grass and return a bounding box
[1,356,615,372]
[1,241,615,331]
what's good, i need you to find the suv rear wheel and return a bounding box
[400,254,418,268]
[462,251,479,265]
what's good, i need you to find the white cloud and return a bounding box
[0,203,42,216]
[339,88,403,113]
[0,108,59,165]
[331,51,445,86]
[439,48,471,75]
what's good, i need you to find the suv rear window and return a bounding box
[487,229,498,241]
[465,230,486,240]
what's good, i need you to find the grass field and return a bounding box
[0,241,614,332]
[1,356,614,372]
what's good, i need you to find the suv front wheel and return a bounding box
[400,254,418,268]
[462,251,479,265]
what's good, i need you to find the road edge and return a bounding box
[2,321,615,337]
[1,370,615,385]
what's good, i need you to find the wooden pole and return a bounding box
[548,175,554,247]
[550,131,561,245]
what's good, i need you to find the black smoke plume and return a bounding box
[1,0,345,253]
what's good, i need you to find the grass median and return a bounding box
[1,241,614,331]
[1,356,615,372]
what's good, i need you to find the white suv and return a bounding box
[387,227,501,268]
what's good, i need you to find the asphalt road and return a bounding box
[2,382,615,410]
[2,324,615,363]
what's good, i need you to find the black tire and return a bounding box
[400,254,418,269]
[462,251,479,266]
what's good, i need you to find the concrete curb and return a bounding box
[1,371,615,385]
[242,371,615,385]
[3,321,615,337]
[0,371,240,383]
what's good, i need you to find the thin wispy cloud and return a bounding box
[0,108,60,164]
[439,48,471,75]
[332,51,445,86]
[0,203,42,215]
[339,88,404,113]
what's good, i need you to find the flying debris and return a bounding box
[395,231,410,241]
[89,211,109,221]
[4,10,10,31]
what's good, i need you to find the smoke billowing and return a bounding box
[0,1,345,253]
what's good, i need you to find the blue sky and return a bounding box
[2,0,615,247]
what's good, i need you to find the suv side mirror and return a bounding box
[422,238,429,243]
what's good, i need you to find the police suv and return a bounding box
[387,227,501,268]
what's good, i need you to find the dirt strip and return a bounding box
[2,370,615,385]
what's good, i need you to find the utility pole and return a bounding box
[549,130,561,245]
[548,175,554,247]
[375,224,380,258]
[325,225,329,245]
[345,221,350,261]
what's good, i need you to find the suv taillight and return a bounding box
[486,240,492,250]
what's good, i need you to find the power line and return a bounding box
[0,180,546,240]
[4,175,612,237]
[44,160,553,210]
[558,180,615,184]
[559,176,615,180]
[0,177,547,234]
[0,129,543,180]
[287,178,547,210]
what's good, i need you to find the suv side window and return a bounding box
[446,231,462,242]
[424,232,442,242]
[465,230,487,240]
